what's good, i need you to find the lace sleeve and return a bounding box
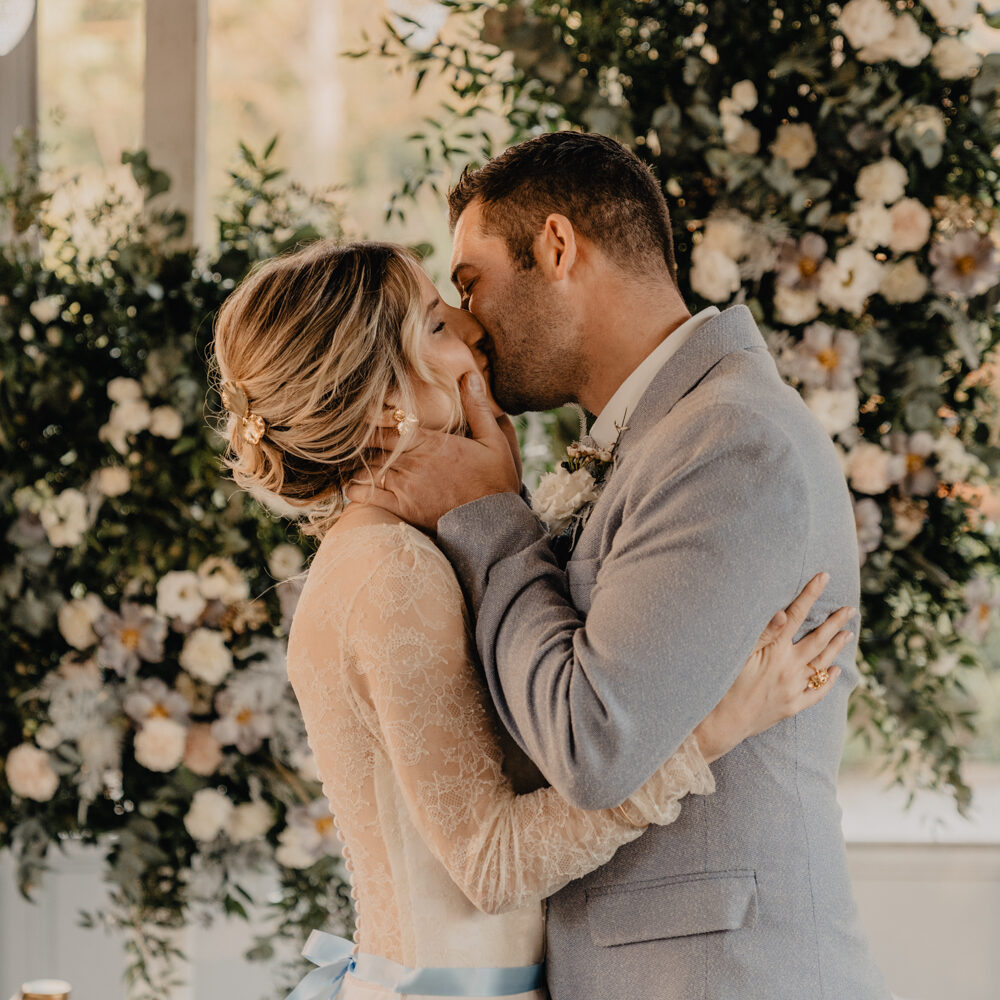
[345,527,714,915]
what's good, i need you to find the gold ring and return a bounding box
[806,668,830,690]
[393,408,418,436]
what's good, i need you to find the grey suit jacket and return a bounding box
[437,306,890,1000]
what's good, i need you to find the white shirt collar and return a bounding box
[589,307,721,447]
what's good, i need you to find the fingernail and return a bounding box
[820,572,830,585]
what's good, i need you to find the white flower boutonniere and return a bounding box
[533,424,625,563]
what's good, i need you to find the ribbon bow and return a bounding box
[284,930,357,1000]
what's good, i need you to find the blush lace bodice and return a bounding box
[286,521,714,970]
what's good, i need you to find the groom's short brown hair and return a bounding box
[448,131,677,282]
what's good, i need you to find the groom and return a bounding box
[359,133,889,999]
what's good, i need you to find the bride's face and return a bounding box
[409,268,502,429]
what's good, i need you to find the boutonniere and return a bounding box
[532,421,626,564]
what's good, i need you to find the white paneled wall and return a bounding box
[2,838,998,1000]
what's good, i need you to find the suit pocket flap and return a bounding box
[586,870,758,947]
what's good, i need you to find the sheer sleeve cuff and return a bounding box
[617,732,716,827]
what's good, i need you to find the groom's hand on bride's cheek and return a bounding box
[345,373,521,531]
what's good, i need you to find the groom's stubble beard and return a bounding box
[484,268,589,415]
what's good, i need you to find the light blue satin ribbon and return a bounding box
[285,930,545,999]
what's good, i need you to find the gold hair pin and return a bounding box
[221,379,267,445]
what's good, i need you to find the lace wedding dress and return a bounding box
[285,520,714,1000]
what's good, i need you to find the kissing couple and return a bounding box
[210,132,889,1000]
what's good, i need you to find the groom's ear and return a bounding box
[536,213,578,282]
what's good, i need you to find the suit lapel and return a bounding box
[611,305,769,464]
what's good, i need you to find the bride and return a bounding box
[210,240,853,1000]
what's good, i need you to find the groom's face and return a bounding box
[449,199,584,414]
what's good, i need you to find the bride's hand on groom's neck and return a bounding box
[346,373,522,532]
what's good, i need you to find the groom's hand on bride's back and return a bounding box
[346,373,521,531]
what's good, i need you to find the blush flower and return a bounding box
[94,601,168,677]
[4,744,59,802]
[929,230,1000,299]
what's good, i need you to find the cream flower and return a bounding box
[859,14,933,67]
[4,744,59,802]
[770,122,817,170]
[847,441,906,495]
[774,285,821,326]
[818,244,884,316]
[847,201,894,249]
[184,787,234,842]
[531,466,601,532]
[179,627,234,685]
[134,717,188,772]
[888,198,933,254]
[149,405,183,439]
[895,104,947,144]
[29,295,64,324]
[806,389,860,437]
[855,158,908,205]
[702,212,749,260]
[931,36,982,79]
[722,113,761,155]
[197,556,250,604]
[57,593,106,650]
[690,244,742,303]
[731,79,758,112]
[156,570,207,624]
[880,257,930,303]
[840,0,896,49]
[95,465,131,497]
[39,488,89,548]
[854,498,884,564]
[268,544,305,581]
[183,723,224,776]
[107,377,143,404]
[923,0,978,29]
[228,800,274,843]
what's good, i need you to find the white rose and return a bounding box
[773,285,821,326]
[179,627,234,685]
[58,594,105,650]
[275,825,315,869]
[888,198,933,253]
[531,466,601,532]
[806,389,860,437]
[923,0,978,29]
[880,257,930,303]
[39,489,89,548]
[197,556,250,604]
[149,405,183,439]
[818,244,884,316]
[228,800,274,843]
[134,717,187,772]
[847,201,894,249]
[931,35,982,78]
[110,398,152,436]
[855,158,908,205]
[107,377,143,404]
[184,787,234,842]
[770,122,817,170]
[702,214,749,260]
[859,14,933,66]
[690,244,742,303]
[29,295,64,325]
[935,435,979,482]
[731,79,758,112]
[156,570,207,624]
[840,0,896,49]
[966,13,1000,56]
[95,466,131,498]
[268,544,305,581]
[847,442,905,495]
[4,744,59,802]
[721,113,761,155]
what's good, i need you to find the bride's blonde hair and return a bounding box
[208,240,463,540]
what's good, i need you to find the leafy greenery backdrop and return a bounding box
[1,137,352,999]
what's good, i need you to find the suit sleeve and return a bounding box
[437,405,810,810]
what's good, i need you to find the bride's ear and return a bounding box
[536,213,578,282]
